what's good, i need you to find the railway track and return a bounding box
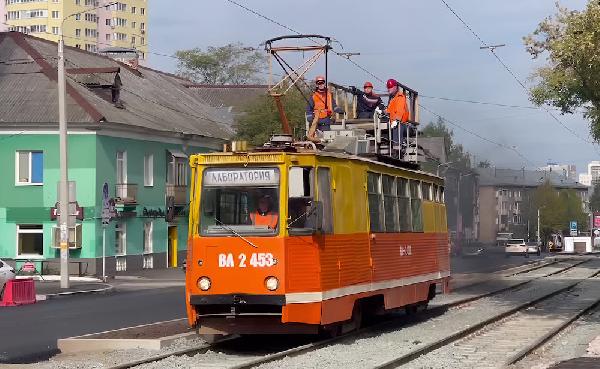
[106,258,595,369]
[399,277,600,369]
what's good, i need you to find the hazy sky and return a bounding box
[148,0,595,175]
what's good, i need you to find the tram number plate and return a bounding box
[218,253,275,268]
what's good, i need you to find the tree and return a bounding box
[533,181,588,240]
[524,2,600,140]
[478,160,491,168]
[236,89,309,146]
[175,43,267,85]
[421,117,472,170]
[590,182,600,212]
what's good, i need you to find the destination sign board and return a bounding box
[204,168,279,187]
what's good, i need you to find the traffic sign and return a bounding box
[101,182,116,226]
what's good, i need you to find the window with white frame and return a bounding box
[115,222,126,255]
[52,26,59,35]
[140,8,145,15]
[116,151,127,184]
[75,28,81,37]
[167,153,187,186]
[143,221,153,254]
[51,10,59,18]
[144,153,153,186]
[16,151,43,185]
[131,6,136,14]
[17,225,43,256]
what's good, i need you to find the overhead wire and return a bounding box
[438,0,600,154]
[223,0,533,167]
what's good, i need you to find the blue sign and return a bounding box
[570,221,578,231]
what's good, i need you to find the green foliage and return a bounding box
[175,43,267,84]
[524,2,600,140]
[235,89,309,146]
[421,117,472,170]
[589,182,600,212]
[534,180,588,238]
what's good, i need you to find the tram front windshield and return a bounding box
[200,168,280,236]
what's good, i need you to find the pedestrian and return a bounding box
[353,81,384,119]
[306,76,344,133]
[386,78,410,153]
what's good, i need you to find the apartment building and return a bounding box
[1,0,148,63]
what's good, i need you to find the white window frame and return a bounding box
[116,150,127,184]
[15,151,43,186]
[115,222,126,256]
[143,221,153,254]
[144,153,153,187]
[16,224,44,258]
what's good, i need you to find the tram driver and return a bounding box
[250,194,279,230]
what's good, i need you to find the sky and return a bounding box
[147,0,596,176]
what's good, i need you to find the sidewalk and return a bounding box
[18,268,186,301]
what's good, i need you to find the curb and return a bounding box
[40,283,114,300]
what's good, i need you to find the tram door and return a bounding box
[168,225,178,267]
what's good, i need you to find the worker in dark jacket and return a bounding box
[306,75,344,132]
[353,81,384,119]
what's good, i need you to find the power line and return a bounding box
[438,0,600,153]
[222,0,535,168]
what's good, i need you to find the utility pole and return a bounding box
[58,1,117,289]
[58,31,69,289]
[537,208,541,244]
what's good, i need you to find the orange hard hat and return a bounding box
[315,75,326,82]
[363,81,373,88]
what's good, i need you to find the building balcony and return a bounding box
[115,183,138,205]
[166,184,187,205]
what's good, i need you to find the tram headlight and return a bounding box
[265,276,279,291]
[198,276,211,291]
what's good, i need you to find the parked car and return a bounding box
[505,239,540,257]
[525,241,542,256]
[0,259,16,298]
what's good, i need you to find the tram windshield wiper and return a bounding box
[214,218,259,248]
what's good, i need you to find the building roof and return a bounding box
[0,32,234,141]
[476,167,587,190]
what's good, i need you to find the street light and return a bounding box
[57,1,117,289]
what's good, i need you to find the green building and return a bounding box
[0,32,232,275]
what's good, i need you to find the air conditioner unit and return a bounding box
[52,224,82,249]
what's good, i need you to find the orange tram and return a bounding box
[185,137,450,338]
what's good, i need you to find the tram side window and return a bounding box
[433,184,439,202]
[397,178,412,232]
[383,175,399,232]
[423,182,433,201]
[288,167,314,229]
[410,180,423,232]
[317,167,333,234]
[367,172,383,232]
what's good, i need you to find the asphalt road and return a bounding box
[452,247,547,274]
[0,286,186,364]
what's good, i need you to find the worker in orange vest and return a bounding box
[250,195,278,230]
[306,75,344,131]
[386,78,410,152]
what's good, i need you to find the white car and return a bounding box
[505,239,540,257]
[0,259,16,298]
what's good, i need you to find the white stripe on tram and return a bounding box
[285,271,450,304]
